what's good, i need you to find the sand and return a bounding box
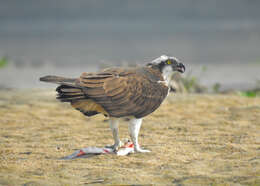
[0,89,259,185]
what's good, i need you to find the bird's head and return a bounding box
[147,55,185,74]
[147,55,185,84]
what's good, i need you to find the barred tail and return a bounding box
[56,85,85,102]
[40,75,105,117]
[56,85,106,117]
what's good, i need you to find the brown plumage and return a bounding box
[40,66,169,118]
[40,55,185,153]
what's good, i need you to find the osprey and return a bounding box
[40,55,185,153]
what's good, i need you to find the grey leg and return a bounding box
[107,117,122,150]
[128,118,150,153]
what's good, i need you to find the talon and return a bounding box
[105,141,123,150]
[135,148,151,153]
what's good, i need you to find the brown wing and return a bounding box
[77,67,169,118]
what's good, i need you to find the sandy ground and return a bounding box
[0,89,259,185]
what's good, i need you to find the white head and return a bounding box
[147,55,185,84]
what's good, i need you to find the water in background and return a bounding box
[0,0,260,89]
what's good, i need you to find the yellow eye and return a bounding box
[167,60,172,64]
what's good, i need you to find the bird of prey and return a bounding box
[40,55,185,153]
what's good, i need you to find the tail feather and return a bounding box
[57,85,106,117]
[56,85,86,102]
[39,75,77,86]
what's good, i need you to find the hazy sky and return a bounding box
[1,0,260,20]
[0,0,259,89]
[0,0,260,66]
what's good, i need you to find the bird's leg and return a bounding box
[128,118,150,153]
[106,117,122,150]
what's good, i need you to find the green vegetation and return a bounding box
[0,57,8,68]
[238,80,260,98]
[171,66,208,93]
[181,72,207,93]
[172,67,260,97]
[212,83,221,93]
[239,91,258,98]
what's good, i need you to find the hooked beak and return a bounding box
[176,62,185,73]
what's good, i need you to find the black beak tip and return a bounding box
[177,63,185,73]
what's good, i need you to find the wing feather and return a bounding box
[77,67,169,118]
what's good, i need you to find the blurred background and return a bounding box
[0,0,259,91]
